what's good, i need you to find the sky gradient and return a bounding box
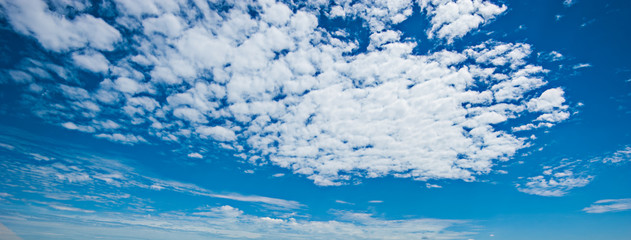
[0,0,630,239]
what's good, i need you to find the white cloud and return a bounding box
[272,173,285,177]
[572,63,592,69]
[0,205,473,240]
[72,51,110,73]
[196,126,237,141]
[62,122,95,133]
[49,204,95,213]
[426,183,443,188]
[187,152,203,159]
[335,200,353,204]
[113,77,145,94]
[0,0,121,51]
[517,169,592,197]
[583,199,631,213]
[526,88,569,121]
[29,153,51,161]
[0,130,303,211]
[7,70,33,83]
[206,193,302,209]
[1,0,572,186]
[95,133,147,144]
[0,143,16,150]
[602,146,631,163]
[420,0,507,42]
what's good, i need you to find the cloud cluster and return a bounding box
[517,161,593,197]
[0,0,570,185]
[419,0,507,42]
[602,146,631,163]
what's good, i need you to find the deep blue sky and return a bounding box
[0,0,630,239]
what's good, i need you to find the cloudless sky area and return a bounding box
[0,0,630,239]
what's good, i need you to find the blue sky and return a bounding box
[0,0,630,239]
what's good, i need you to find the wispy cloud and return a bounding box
[0,128,302,211]
[573,63,592,69]
[583,199,631,213]
[49,204,95,213]
[0,205,473,240]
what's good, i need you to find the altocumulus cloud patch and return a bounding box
[0,0,571,186]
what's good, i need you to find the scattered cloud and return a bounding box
[187,152,203,159]
[0,0,571,186]
[517,161,593,197]
[583,198,631,213]
[0,206,474,240]
[0,130,302,210]
[602,146,631,163]
[426,183,443,189]
[368,200,384,203]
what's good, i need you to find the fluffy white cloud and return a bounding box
[72,51,110,73]
[583,199,631,213]
[0,0,121,51]
[419,0,507,42]
[1,0,571,186]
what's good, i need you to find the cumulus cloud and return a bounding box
[583,199,631,213]
[420,0,507,42]
[0,0,571,186]
[71,51,110,73]
[0,0,121,51]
